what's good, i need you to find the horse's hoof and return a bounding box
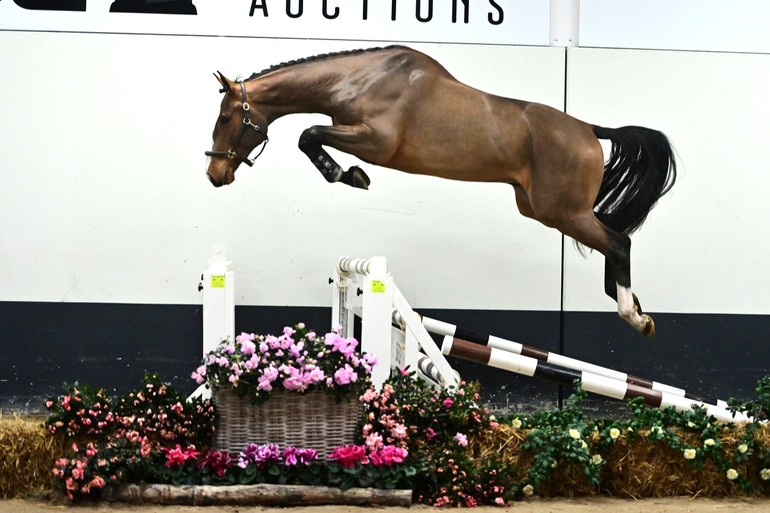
[641,315,655,337]
[342,165,370,190]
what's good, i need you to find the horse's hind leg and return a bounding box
[298,126,371,189]
[562,214,655,336]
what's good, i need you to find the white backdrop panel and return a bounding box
[564,48,770,315]
[581,0,770,54]
[0,33,565,309]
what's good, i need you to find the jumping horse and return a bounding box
[205,46,677,337]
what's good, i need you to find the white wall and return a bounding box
[581,0,770,53]
[1,1,770,316]
[0,34,565,309]
[564,49,770,315]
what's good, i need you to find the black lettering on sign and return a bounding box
[109,1,197,14]
[415,0,432,23]
[322,0,338,19]
[488,0,503,25]
[250,0,268,17]
[452,0,469,24]
[286,0,302,19]
[13,0,86,11]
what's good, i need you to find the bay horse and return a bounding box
[205,46,676,337]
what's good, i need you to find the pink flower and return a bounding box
[360,388,378,403]
[333,364,358,386]
[90,476,106,489]
[297,448,318,464]
[370,445,408,467]
[442,397,454,408]
[390,423,408,439]
[241,339,257,356]
[329,445,369,468]
[365,432,384,451]
[163,444,199,468]
[454,432,468,447]
[71,466,84,481]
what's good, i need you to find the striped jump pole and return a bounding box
[442,337,749,423]
[420,315,727,409]
[416,353,461,387]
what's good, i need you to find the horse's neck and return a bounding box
[249,67,337,120]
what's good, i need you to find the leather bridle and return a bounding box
[205,81,268,168]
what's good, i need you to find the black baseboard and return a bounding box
[2,302,768,416]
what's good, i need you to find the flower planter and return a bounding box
[212,388,360,455]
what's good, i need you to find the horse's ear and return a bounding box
[214,71,232,93]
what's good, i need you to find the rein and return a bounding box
[205,81,269,168]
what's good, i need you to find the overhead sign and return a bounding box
[0,0,549,46]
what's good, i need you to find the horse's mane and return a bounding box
[245,45,407,81]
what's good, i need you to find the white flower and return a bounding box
[511,418,522,429]
[760,468,770,481]
[683,448,697,460]
[738,443,748,454]
[609,428,620,440]
[568,428,581,440]
[581,441,588,450]
[591,454,603,465]
[650,425,662,435]
[704,438,716,447]
[687,421,695,428]
[522,484,534,496]
[726,468,739,481]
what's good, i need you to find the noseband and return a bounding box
[205,81,269,168]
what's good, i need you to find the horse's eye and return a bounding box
[221,115,231,124]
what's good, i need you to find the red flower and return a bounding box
[369,445,408,467]
[329,444,369,468]
[163,444,199,468]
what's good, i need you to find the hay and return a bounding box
[4,411,770,501]
[0,414,64,499]
[471,423,770,499]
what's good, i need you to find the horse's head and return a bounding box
[205,72,269,187]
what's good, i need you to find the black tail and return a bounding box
[592,125,677,235]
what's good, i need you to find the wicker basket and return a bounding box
[212,388,360,455]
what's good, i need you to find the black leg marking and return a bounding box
[299,127,371,189]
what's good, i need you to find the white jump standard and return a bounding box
[332,256,459,389]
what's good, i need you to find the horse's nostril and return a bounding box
[207,172,223,187]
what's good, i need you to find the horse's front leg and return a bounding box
[298,126,371,189]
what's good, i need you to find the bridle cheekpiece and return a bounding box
[205,81,269,168]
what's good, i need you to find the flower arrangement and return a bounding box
[45,374,216,501]
[193,324,377,404]
[40,344,770,505]
[359,369,513,506]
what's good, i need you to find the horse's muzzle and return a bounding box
[207,171,226,188]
